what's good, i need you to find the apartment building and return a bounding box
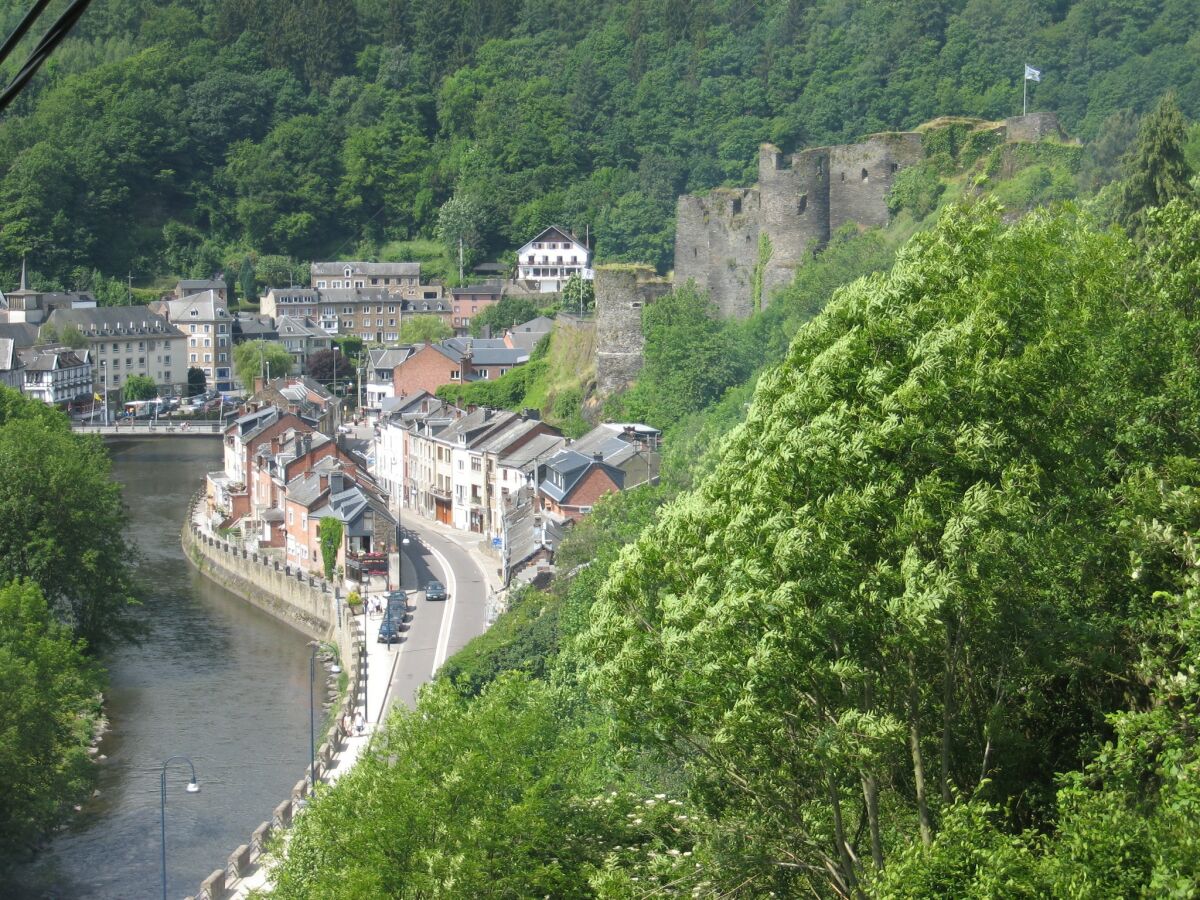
[262,285,451,344]
[44,306,186,395]
[154,290,234,390]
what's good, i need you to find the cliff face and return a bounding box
[672,113,1066,318]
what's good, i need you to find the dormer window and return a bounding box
[190,309,198,316]
[344,266,353,278]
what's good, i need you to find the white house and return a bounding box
[515,226,593,293]
[18,345,92,405]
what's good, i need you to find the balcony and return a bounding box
[431,485,451,500]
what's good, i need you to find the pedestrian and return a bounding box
[340,711,351,738]
[354,711,364,735]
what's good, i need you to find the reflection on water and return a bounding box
[13,439,313,898]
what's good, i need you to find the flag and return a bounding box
[1024,64,1041,83]
[93,392,102,402]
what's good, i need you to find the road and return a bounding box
[357,513,491,719]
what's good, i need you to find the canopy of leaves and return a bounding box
[121,374,157,401]
[2,1,1195,287]
[305,349,350,386]
[1116,93,1195,238]
[468,296,543,337]
[232,340,291,391]
[0,580,101,861]
[397,314,450,345]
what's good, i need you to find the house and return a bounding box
[209,407,313,529]
[493,429,566,537]
[243,376,341,436]
[174,279,227,302]
[232,312,279,345]
[450,283,503,334]
[503,316,555,352]
[43,306,186,396]
[153,290,234,390]
[0,260,97,325]
[405,402,465,525]
[263,285,451,343]
[363,346,415,414]
[501,490,565,586]
[276,316,333,374]
[17,345,92,406]
[283,463,395,580]
[310,261,423,296]
[568,423,662,489]
[0,338,23,389]
[515,226,592,293]
[261,287,321,328]
[537,448,625,523]
[389,338,530,397]
[0,322,40,350]
[372,392,451,512]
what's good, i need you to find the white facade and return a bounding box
[516,227,593,293]
[373,418,408,511]
[19,348,92,405]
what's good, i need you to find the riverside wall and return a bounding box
[180,503,365,900]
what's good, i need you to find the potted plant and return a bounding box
[347,591,363,613]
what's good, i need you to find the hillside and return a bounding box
[0,0,1197,293]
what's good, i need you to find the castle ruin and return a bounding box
[594,111,1067,395]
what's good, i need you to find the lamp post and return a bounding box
[308,642,318,788]
[160,756,200,900]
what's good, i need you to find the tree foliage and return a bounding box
[468,296,543,337]
[0,580,101,860]
[233,340,291,391]
[318,517,342,581]
[397,314,451,345]
[1117,93,1195,238]
[121,374,156,401]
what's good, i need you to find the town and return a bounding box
[0,226,660,598]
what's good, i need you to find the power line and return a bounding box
[0,0,95,115]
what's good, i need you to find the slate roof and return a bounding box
[311,261,421,278]
[450,283,503,297]
[233,313,277,341]
[510,316,555,335]
[0,323,39,348]
[518,226,587,252]
[277,316,331,339]
[161,290,230,324]
[499,431,566,471]
[45,305,183,338]
[19,345,88,372]
[539,449,625,504]
[177,279,225,293]
[0,338,20,373]
[503,489,564,576]
[368,346,415,372]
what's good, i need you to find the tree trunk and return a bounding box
[861,773,884,870]
[827,771,858,896]
[909,655,933,847]
[940,621,959,805]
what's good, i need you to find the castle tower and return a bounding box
[757,144,832,301]
[595,265,672,397]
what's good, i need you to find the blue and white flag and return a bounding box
[1024,64,1041,82]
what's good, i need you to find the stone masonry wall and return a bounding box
[673,188,761,319]
[828,132,925,234]
[595,265,672,397]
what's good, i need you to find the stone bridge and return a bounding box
[71,421,223,437]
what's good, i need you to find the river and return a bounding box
[13,438,315,898]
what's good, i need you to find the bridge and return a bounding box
[72,421,224,437]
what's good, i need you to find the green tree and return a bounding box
[0,388,139,647]
[436,194,487,280]
[0,580,101,858]
[560,273,594,314]
[237,256,257,304]
[1117,93,1194,239]
[121,375,157,401]
[398,314,451,344]
[318,517,342,581]
[233,340,292,391]
[186,367,206,397]
[469,297,541,337]
[306,349,351,386]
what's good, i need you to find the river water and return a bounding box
[13,439,314,898]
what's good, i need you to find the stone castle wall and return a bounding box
[595,265,672,396]
[673,112,1065,319]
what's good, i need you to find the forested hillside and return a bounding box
[0,0,1198,291]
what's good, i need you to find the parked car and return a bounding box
[377,615,401,644]
[385,591,407,618]
[424,580,447,602]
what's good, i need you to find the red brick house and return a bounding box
[537,449,625,523]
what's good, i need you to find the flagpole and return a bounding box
[1023,69,1027,116]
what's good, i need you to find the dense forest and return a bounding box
[0,0,1198,292]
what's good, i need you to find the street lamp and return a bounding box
[160,755,200,900]
[308,642,318,789]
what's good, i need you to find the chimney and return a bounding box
[592,452,604,463]
[522,408,540,421]
[481,324,492,339]
[482,408,492,421]
[329,472,345,494]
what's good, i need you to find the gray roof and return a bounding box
[436,408,518,449]
[161,290,229,324]
[499,431,566,470]
[444,337,507,353]
[311,262,421,278]
[451,283,503,297]
[277,316,331,339]
[234,313,277,339]
[368,346,415,370]
[539,449,625,504]
[0,323,39,348]
[45,305,183,339]
[510,316,554,335]
[19,345,88,372]
[474,418,546,455]
[503,491,564,574]
[0,338,19,372]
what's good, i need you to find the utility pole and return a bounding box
[458,236,464,284]
[127,272,132,306]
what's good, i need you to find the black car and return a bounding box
[385,590,407,618]
[377,614,402,644]
[424,580,447,602]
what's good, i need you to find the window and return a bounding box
[458,460,464,470]
[450,369,460,379]
[731,198,742,214]
[344,266,352,277]
[204,354,211,362]
[317,281,327,288]
[218,324,227,333]
[471,457,481,472]
[138,341,145,350]
[288,509,293,525]
[218,353,227,362]
[126,357,133,367]
[138,357,145,366]
[112,343,118,351]
[387,305,395,313]
[189,309,198,317]
[890,162,899,173]
[204,339,211,347]
[126,342,133,351]
[355,281,364,288]
[343,307,353,314]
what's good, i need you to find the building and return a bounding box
[261,285,451,344]
[311,261,422,296]
[276,316,333,374]
[283,463,395,580]
[18,345,92,406]
[0,338,23,389]
[232,312,278,345]
[390,338,529,398]
[173,278,227,302]
[537,449,625,523]
[363,346,415,414]
[0,261,97,327]
[503,316,555,352]
[515,226,592,293]
[43,306,186,396]
[568,423,661,489]
[450,283,503,334]
[153,290,234,391]
[494,429,565,538]
[243,375,341,436]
